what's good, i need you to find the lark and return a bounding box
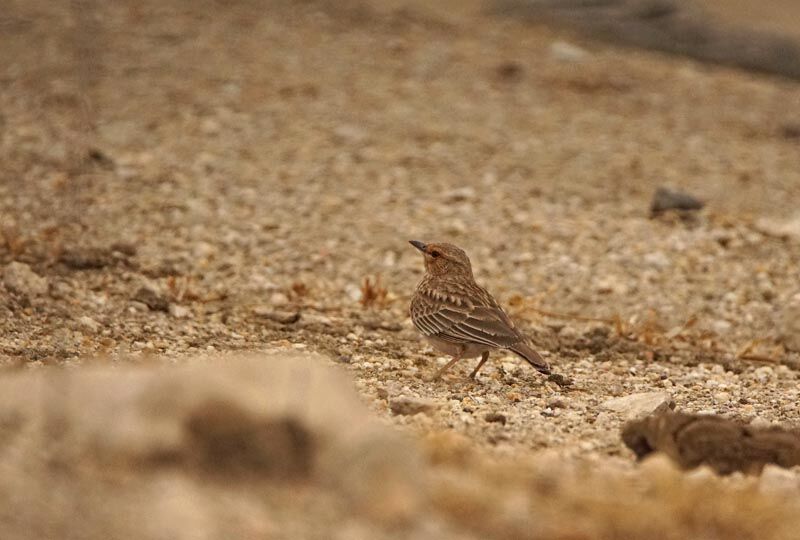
[409,240,551,381]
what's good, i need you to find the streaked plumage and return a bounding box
[409,240,550,380]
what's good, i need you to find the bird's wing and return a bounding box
[411,289,522,349]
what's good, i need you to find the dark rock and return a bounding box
[622,410,800,474]
[254,307,301,324]
[548,373,574,387]
[484,412,507,425]
[60,247,114,270]
[650,187,704,216]
[132,285,170,312]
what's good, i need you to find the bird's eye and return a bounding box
[430,250,440,258]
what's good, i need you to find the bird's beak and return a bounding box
[409,240,427,253]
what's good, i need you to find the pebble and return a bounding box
[254,307,300,324]
[78,316,101,333]
[169,304,192,319]
[484,412,507,425]
[650,187,704,215]
[132,285,169,312]
[549,40,588,62]
[3,262,48,297]
[269,292,290,306]
[601,391,674,420]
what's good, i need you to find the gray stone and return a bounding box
[601,391,674,420]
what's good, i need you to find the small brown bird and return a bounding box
[409,240,551,380]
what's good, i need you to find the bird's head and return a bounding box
[409,240,473,278]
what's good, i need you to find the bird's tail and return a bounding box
[509,342,551,375]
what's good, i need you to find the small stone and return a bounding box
[650,187,704,216]
[129,301,149,312]
[484,412,507,425]
[389,396,435,416]
[59,247,113,269]
[548,373,573,387]
[254,307,300,324]
[78,316,101,333]
[269,291,290,306]
[376,387,388,400]
[755,215,800,241]
[168,304,192,319]
[601,391,674,420]
[549,40,588,62]
[713,392,731,403]
[547,398,566,409]
[3,262,48,297]
[132,285,169,312]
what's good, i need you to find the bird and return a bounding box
[408,240,551,381]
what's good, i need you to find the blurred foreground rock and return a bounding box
[622,410,800,474]
[1,354,800,539]
[0,353,422,540]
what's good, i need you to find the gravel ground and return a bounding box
[2,0,800,535]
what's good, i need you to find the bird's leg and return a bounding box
[468,351,491,379]
[431,348,463,380]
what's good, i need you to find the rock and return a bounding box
[3,262,48,297]
[755,216,800,241]
[59,246,116,269]
[129,301,149,312]
[0,353,424,536]
[484,412,507,425]
[132,285,170,312]
[650,187,704,216]
[169,304,192,319]
[549,40,588,62]
[759,464,800,495]
[389,396,435,416]
[253,307,300,324]
[601,391,674,420]
[269,291,290,306]
[623,410,800,474]
[548,373,573,387]
[547,398,566,409]
[78,316,101,333]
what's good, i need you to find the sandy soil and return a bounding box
[2,0,800,537]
